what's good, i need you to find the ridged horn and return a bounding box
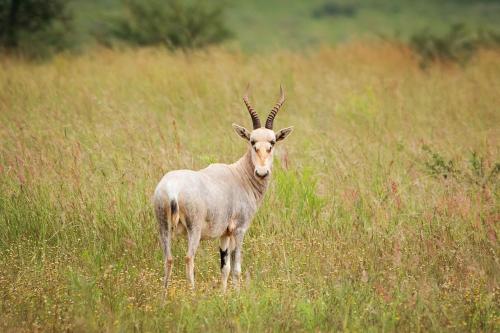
[242,85,261,129]
[265,85,285,130]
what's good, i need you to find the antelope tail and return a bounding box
[169,199,180,231]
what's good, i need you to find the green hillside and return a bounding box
[71,0,500,51]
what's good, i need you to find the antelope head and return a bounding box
[233,85,293,179]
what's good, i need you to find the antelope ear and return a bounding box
[232,123,251,141]
[275,126,294,142]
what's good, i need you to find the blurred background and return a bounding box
[1,0,500,63]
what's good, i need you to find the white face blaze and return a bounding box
[232,124,294,179]
[250,128,276,178]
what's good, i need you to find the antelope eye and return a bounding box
[250,140,256,145]
[270,140,276,146]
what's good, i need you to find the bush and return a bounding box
[0,0,74,58]
[110,0,231,50]
[421,145,499,187]
[409,24,500,69]
[312,1,356,19]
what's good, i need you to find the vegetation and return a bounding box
[3,0,500,57]
[410,24,500,68]
[0,44,498,331]
[109,0,231,50]
[84,0,500,51]
[311,2,357,19]
[0,0,74,58]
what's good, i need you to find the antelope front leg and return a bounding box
[230,232,245,288]
[219,235,231,292]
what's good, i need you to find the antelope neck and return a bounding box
[233,148,270,204]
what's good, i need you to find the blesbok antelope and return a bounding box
[153,86,293,292]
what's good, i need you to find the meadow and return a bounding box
[0,43,499,331]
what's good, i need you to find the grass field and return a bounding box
[0,44,499,331]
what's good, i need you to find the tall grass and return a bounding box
[0,43,499,331]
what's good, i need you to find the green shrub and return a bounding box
[421,145,499,187]
[312,2,357,19]
[0,0,74,59]
[422,145,460,181]
[110,0,231,50]
[409,24,500,69]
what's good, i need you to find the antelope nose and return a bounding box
[255,170,269,178]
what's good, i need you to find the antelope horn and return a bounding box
[243,85,261,129]
[265,85,285,129]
